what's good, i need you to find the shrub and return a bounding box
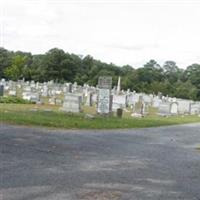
[0,96,33,104]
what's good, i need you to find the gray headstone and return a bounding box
[85,92,93,107]
[97,76,112,115]
[0,85,4,96]
[158,102,171,116]
[62,94,81,113]
[98,76,112,89]
[97,88,112,114]
[190,103,200,115]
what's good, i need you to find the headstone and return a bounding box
[49,97,56,105]
[85,92,93,106]
[8,90,16,96]
[68,83,72,93]
[98,76,112,89]
[112,95,127,111]
[22,92,39,103]
[170,102,178,115]
[97,76,112,115]
[143,94,153,105]
[158,102,178,116]
[61,94,81,113]
[152,97,162,108]
[190,103,200,115]
[55,99,62,105]
[116,108,123,118]
[177,100,191,114]
[97,88,112,114]
[158,102,171,116]
[141,102,149,115]
[42,85,48,97]
[0,85,4,96]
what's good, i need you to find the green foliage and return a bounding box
[0,47,12,78]
[0,96,33,104]
[1,47,200,100]
[4,55,27,81]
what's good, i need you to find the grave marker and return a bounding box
[0,85,4,96]
[62,94,81,113]
[97,76,112,114]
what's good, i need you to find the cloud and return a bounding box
[0,0,200,68]
[106,44,159,51]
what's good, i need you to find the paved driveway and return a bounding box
[1,123,200,200]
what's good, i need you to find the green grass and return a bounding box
[0,103,200,129]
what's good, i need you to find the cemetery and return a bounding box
[1,2,200,199]
[0,77,200,129]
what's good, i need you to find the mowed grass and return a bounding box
[0,103,200,129]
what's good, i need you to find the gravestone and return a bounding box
[97,76,112,114]
[0,85,4,96]
[8,90,16,96]
[42,85,48,97]
[143,94,152,105]
[177,100,191,114]
[158,102,171,116]
[158,102,178,116]
[98,76,112,89]
[97,88,112,114]
[68,83,72,93]
[49,97,56,105]
[22,92,39,103]
[152,97,162,108]
[112,95,127,111]
[170,102,178,115]
[55,99,62,105]
[62,94,81,113]
[85,92,93,107]
[190,103,200,115]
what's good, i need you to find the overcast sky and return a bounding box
[0,0,200,68]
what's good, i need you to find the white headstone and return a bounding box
[62,94,81,113]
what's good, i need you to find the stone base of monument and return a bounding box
[84,114,95,119]
[131,113,143,118]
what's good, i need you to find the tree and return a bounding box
[137,60,164,84]
[184,64,200,88]
[144,59,161,69]
[4,55,27,81]
[0,47,12,78]
[1,47,200,101]
[163,61,182,83]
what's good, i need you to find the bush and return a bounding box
[0,96,33,104]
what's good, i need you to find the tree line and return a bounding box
[0,47,200,100]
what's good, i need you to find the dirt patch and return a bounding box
[77,190,122,200]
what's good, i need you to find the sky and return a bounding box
[0,0,200,68]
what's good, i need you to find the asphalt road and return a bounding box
[1,123,200,200]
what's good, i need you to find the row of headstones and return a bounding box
[0,79,97,104]
[158,101,200,116]
[1,78,200,116]
[62,92,200,116]
[61,77,200,116]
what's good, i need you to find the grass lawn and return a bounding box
[0,103,200,129]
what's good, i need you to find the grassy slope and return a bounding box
[0,103,200,129]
